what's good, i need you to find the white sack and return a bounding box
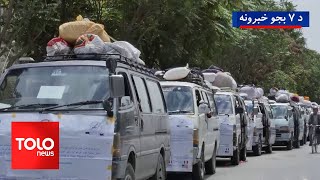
[104,42,145,65]
[239,86,257,100]
[269,88,278,96]
[276,94,289,103]
[113,41,141,59]
[203,73,216,83]
[74,34,105,57]
[212,72,237,89]
[163,66,190,80]
[104,42,133,59]
[256,88,264,99]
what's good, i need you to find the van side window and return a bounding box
[146,80,165,113]
[118,72,133,108]
[207,92,217,115]
[201,91,209,106]
[132,75,151,113]
[195,89,202,106]
[234,96,240,108]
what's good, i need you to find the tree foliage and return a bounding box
[1,0,320,102]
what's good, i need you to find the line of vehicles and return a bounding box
[0,54,314,180]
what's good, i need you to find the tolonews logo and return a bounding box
[11,122,59,169]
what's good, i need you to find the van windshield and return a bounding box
[0,66,109,110]
[214,94,233,115]
[162,86,194,114]
[271,105,287,119]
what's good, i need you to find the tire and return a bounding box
[150,154,166,180]
[294,138,300,149]
[253,137,262,156]
[287,135,293,150]
[240,146,247,161]
[193,149,205,180]
[265,143,272,154]
[231,147,240,165]
[205,145,217,175]
[123,163,135,180]
[300,140,304,146]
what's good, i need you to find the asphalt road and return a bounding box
[168,144,320,180]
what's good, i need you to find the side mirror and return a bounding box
[235,107,244,114]
[253,107,259,115]
[285,116,288,120]
[102,99,114,117]
[110,75,125,98]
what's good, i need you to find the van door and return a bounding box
[117,70,141,178]
[145,79,168,161]
[233,95,242,143]
[131,74,156,179]
[195,89,206,156]
[207,92,220,148]
[201,91,215,161]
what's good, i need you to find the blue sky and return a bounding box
[294,0,320,52]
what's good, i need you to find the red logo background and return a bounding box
[11,122,59,169]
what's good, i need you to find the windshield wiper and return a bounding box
[42,100,103,111]
[169,110,193,114]
[218,113,230,117]
[0,103,58,112]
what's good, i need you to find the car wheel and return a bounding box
[265,143,272,154]
[294,138,300,148]
[253,137,262,156]
[150,154,166,180]
[124,163,135,180]
[231,146,240,165]
[300,139,304,146]
[240,146,247,161]
[205,145,217,175]
[287,136,293,150]
[193,149,205,180]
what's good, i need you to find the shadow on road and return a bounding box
[272,146,293,151]
[167,173,220,180]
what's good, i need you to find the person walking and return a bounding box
[308,104,320,146]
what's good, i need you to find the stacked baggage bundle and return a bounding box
[238,85,264,100]
[274,90,290,103]
[46,15,145,65]
[159,64,220,93]
[202,65,237,90]
[161,64,207,86]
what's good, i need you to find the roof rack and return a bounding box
[43,53,155,77]
[160,67,211,89]
[219,87,235,92]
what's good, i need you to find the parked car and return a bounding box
[214,90,248,165]
[271,103,295,150]
[0,55,170,180]
[161,81,220,180]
